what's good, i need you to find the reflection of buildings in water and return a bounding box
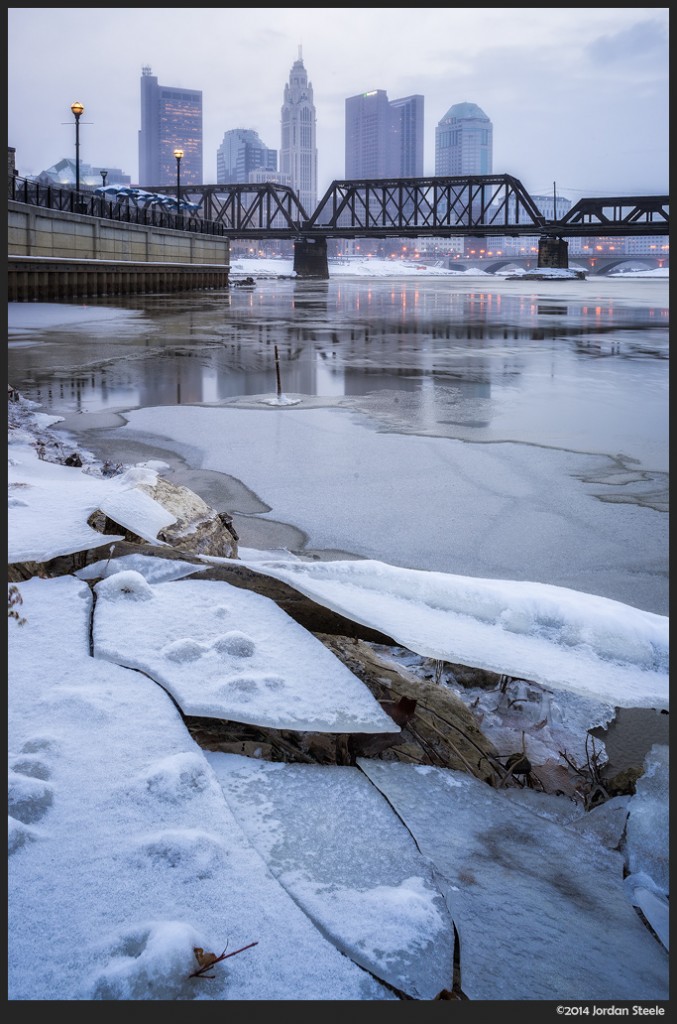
[30,363,143,417]
[25,296,526,416]
[25,279,665,421]
[204,313,525,406]
[343,371,493,433]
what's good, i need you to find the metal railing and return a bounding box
[8,175,226,237]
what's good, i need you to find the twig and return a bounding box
[189,941,259,979]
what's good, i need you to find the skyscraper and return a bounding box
[388,95,424,177]
[434,101,493,176]
[138,65,203,187]
[345,91,424,180]
[280,49,318,214]
[217,129,277,184]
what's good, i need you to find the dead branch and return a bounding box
[189,941,259,979]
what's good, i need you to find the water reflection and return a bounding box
[8,276,668,471]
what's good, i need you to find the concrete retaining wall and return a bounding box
[8,201,230,265]
[8,257,229,302]
[7,201,230,300]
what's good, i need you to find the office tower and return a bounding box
[435,101,492,176]
[388,95,424,177]
[217,129,277,184]
[345,91,424,179]
[138,65,203,187]
[280,48,318,213]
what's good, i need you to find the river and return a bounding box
[7,270,669,617]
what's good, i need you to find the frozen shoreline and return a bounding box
[229,255,669,280]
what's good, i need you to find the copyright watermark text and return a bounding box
[555,1009,665,1017]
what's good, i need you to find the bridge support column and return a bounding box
[293,236,329,280]
[538,235,569,269]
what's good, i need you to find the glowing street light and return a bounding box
[70,101,85,195]
[173,148,184,220]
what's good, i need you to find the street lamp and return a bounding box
[173,148,184,220]
[70,101,84,195]
[100,169,108,189]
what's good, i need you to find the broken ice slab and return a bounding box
[357,759,669,1001]
[93,573,398,733]
[207,753,455,1000]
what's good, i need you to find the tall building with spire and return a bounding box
[138,65,203,187]
[280,48,318,214]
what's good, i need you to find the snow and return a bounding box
[231,556,668,712]
[7,298,669,1001]
[92,571,396,732]
[8,575,395,1002]
[228,256,669,280]
[8,444,175,560]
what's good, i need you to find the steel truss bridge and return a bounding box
[149,173,669,242]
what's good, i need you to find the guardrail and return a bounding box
[8,175,226,237]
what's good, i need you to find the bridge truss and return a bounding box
[167,174,668,241]
[306,174,546,237]
[13,173,669,242]
[556,195,670,237]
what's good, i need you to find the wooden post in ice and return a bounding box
[274,345,282,398]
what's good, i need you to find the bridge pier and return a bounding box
[538,235,569,269]
[293,236,329,280]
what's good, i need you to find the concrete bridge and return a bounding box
[445,252,668,276]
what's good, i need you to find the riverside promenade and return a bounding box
[7,146,231,300]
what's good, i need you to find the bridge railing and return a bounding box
[8,175,227,237]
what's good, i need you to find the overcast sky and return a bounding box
[7,8,669,201]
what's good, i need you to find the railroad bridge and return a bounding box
[150,173,669,277]
[8,169,669,294]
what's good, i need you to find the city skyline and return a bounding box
[7,8,669,201]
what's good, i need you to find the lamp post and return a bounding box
[70,101,84,195]
[173,148,184,221]
[100,169,108,189]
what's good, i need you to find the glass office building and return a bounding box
[217,129,277,184]
[345,91,424,179]
[139,65,203,187]
[435,101,493,176]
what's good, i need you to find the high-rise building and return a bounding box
[217,129,277,184]
[280,48,318,214]
[435,101,493,176]
[138,65,203,187]
[388,95,425,177]
[345,91,424,180]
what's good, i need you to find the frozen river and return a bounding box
[7,270,669,615]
